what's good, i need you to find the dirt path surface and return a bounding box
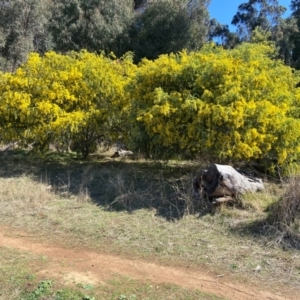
[0,227,294,300]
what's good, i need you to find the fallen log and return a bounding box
[111,149,134,158]
[193,163,264,203]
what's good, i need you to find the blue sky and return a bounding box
[208,0,292,30]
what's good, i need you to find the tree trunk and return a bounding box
[193,164,264,203]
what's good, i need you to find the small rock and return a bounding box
[253,265,261,272]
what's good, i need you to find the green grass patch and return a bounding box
[0,248,36,300]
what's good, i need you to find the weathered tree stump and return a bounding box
[193,164,264,203]
[111,149,134,158]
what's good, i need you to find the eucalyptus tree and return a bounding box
[274,17,298,66]
[230,0,298,66]
[231,0,286,41]
[49,0,135,53]
[127,0,211,62]
[133,0,144,9]
[0,26,5,69]
[208,19,240,48]
[290,0,300,68]
[0,0,52,71]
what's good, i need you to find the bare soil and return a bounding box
[0,226,295,300]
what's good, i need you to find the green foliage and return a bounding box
[208,19,240,49]
[0,0,298,73]
[0,0,52,71]
[126,0,210,62]
[21,279,94,300]
[128,43,300,171]
[230,0,297,66]
[49,0,134,53]
[231,0,286,41]
[289,0,300,68]
[22,280,53,300]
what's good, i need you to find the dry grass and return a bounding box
[0,176,56,216]
[0,150,300,298]
[269,175,300,226]
[266,175,300,248]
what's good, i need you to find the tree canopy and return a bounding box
[2,0,300,69]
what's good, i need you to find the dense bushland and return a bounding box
[1,43,300,172]
[0,0,210,71]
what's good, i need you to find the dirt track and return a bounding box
[0,227,294,300]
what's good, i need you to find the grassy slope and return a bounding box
[0,149,299,299]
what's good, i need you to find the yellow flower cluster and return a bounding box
[1,43,300,170]
[0,50,134,151]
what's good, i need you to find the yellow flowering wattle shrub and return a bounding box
[1,43,300,171]
[128,43,300,170]
[0,51,135,156]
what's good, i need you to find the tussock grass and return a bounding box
[266,175,300,249]
[269,175,300,226]
[0,176,56,217]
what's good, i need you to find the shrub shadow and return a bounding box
[0,149,205,221]
[229,216,300,251]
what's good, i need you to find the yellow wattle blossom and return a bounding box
[0,50,135,155]
[128,43,300,170]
